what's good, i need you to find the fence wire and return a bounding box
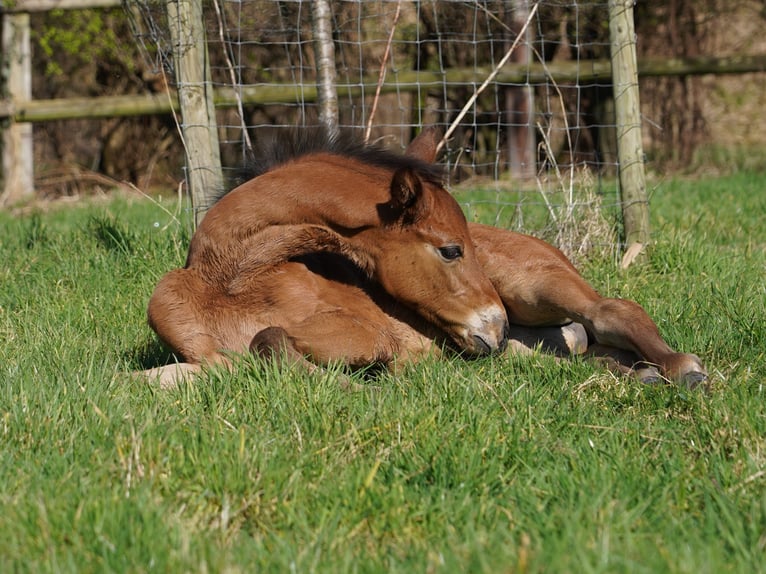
[132,0,626,261]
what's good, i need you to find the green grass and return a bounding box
[1,173,764,573]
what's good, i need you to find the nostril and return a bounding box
[501,321,510,349]
[472,334,492,355]
[498,330,509,353]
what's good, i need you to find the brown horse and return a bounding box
[144,127,707,389]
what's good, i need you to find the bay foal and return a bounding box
[144,127,706,388]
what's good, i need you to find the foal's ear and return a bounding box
[382,167,424,224]
[405,126,442,164]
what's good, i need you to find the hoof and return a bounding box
[664,353,708,390]
[635,366,663,385]
[680,370,709,391]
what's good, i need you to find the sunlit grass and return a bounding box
[0,173,764,572]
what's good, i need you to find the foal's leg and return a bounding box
[506,321,589,357]
[142,267,233,387]
[501,321,591,366]
[250,326,324,374]
[582,344,662,384]
[250,326,367,390]
[141,224,370,389]
[248,310,431,389]
[246,261,436,385]
[571,297,705,386]
[226,224,374,294]
[505,322,663,382]
[252,310,427,370]
[469,224,707,386]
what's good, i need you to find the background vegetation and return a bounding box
[0,170,763,572]
[22,0,766,197]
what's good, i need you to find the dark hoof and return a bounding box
[681,370,709,391]
[636,367,663,385]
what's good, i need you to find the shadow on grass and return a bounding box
[125,337,179,370]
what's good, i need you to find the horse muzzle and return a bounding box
[459,306,509,356]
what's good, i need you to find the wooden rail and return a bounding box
[2,55,766,124]
[2,0,121,12]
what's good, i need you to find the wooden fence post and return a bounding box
[166,0,223,227]
[609,0,650,260]
[1,11,34,206]
[505,0,536,180]
[311,0,338,135]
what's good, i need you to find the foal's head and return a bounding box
[368,128,509,355]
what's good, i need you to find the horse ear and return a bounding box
[382,167,423,224]
[405,126,442,164]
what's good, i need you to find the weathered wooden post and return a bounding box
[505,0,536,180]
[609,0,650,261]
[311,0,338,135]
[0,9,34,206]
[166,0,223,227]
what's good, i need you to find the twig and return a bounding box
[437,2,540,153]
[212,0,253,153]
[727,469,766,493]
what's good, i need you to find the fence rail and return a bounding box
[4,54,765,123]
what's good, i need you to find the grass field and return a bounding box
[1,171,764,573]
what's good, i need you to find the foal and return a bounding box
[146,127,508,386]
[144,127,706,388]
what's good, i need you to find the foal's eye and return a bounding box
[437,245,463,261]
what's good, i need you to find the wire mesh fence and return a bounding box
[131,0,639,262]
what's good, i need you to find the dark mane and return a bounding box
[220,127,445,203]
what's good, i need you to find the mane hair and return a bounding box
[218,127,446,204]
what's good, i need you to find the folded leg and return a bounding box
[469,223,707,386]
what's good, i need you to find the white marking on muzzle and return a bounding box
[464,304,509,354]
